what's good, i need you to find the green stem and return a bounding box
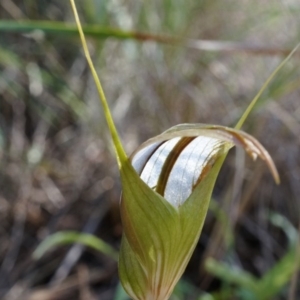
[235,43,300,130]
[70,0,127,166]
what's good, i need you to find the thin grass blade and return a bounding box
[33,231,118,261]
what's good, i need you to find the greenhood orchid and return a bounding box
[118,124,279,300]
[68,1,298,299]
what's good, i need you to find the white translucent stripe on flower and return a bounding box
[164,136,223,206]
[131,141,163,174]
[140,137,181,190]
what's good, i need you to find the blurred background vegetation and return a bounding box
[0,0,300,299]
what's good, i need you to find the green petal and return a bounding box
[120,159,181,299]
[119,235,148,300]
[175,154,227,278]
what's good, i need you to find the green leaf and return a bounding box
[0,20,172,43]
[268,212,298,247]
[256,246,299,300]
[205,246,300,300]
[205,258,258,293]
[33,231,118,261]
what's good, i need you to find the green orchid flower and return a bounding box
[118,124,279,300]
[69,1,298,299]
